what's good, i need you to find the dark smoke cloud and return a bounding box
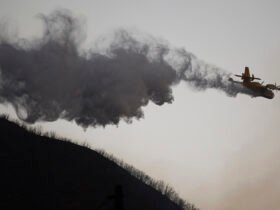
[0,10,249,127]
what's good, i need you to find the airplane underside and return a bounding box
[229,78,274,99]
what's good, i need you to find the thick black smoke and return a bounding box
[0,10,249,127]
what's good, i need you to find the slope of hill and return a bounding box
[0,116,198,210]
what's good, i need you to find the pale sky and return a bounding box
[1,1,280,209]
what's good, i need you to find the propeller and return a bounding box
[266,82,280,91]
[274,82,280,91]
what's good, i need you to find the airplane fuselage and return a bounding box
[243,81,274,99]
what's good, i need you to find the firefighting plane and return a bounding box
[229,66,280,99]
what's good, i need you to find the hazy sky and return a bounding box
[1,1,280,209]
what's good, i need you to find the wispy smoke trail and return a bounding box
[0,10,249,127]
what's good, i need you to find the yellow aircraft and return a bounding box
[229,67,280,99]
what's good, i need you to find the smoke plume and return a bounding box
[0,10,249,127]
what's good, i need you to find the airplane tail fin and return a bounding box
[244,66,250,77]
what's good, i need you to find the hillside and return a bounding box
[0,117,198,210]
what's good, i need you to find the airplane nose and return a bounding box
[267,91,274,99]
[263,89,274,99]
